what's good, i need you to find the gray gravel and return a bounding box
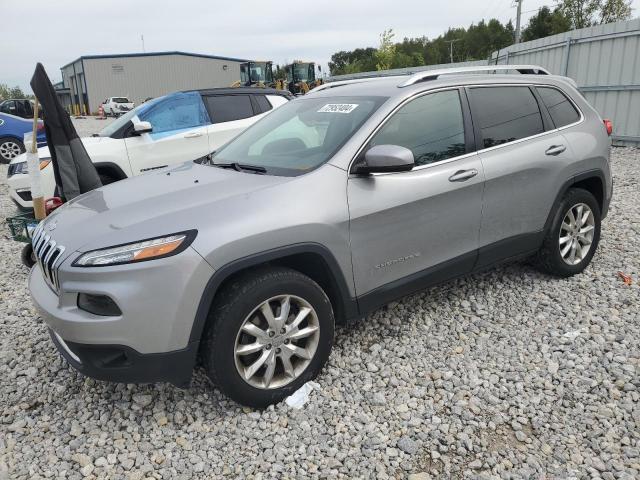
[1,140,639,479]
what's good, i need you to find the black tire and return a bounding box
[534,188,601,277]
[21,243,36,268]
[201,267,334,408]
[0,137,25,164]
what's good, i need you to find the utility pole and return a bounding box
[444,39,461,63]
[515,0,523,43]
[141,34,146,52]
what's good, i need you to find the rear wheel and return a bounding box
[201,267,334,408]
[535,188,601,277]
[0,137,25,164]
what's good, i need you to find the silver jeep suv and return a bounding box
[29,65,613,407]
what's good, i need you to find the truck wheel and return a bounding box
[201,267,334,408]
[535,188,601,277]
[0,137,25,164]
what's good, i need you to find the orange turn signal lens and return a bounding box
[39,159,51,170]
[133,238,185,261]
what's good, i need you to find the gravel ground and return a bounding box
[0,137,639,479]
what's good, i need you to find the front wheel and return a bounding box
[535,188,601,277]
[0,137,25,164]
[201,267,334,408]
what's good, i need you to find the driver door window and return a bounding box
[368,89,467,167]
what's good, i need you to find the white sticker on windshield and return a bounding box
[317,103,359,114]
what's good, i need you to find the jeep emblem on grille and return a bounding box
[47,221,57,231]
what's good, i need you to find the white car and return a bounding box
[102,97,135,117]
[7,88,292,209]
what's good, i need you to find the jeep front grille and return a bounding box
[32,224,66,293]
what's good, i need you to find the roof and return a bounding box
[61,51,249,70]
[307,72,574,101]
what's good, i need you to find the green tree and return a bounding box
[328,48,377,75]
[0,83,28,101]
[556,0,634,29]
[599,0,633,23]
[522,6,571,41]
[375,29,396,71]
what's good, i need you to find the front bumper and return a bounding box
[49,328,197,387]
[29,246,215,386]
[7,168,56,209]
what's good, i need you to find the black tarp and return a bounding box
[30,63,101,201]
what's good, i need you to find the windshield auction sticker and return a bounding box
[317,104,359,114]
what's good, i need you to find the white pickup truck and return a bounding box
[101,97,135,117]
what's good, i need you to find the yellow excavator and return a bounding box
[231,61,287,90]
[283,61,324,95]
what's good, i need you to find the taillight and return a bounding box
[37,122,45,132]
[603,119,613,136]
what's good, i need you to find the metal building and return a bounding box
[59,51,248,115]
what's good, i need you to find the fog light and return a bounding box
[77,293,122,316]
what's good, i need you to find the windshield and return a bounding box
[212,95,387,176]
[98,96,164,137]
[113,97,131,103]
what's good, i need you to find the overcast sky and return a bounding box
[3,0,638,92]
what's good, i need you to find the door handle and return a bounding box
[545,144,566,156]
[184,132,203,138]
[448,169,478,182]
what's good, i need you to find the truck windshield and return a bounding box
[212,95,387,176]
[113,97,131,103]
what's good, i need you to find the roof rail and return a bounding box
[398,64,550,87]
[312,76,403,93]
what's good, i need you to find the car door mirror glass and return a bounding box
[132,120,153,135]
[354,145,415,174]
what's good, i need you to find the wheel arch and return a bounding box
[188,243,358,346]
[544,169,606,234]
[94,162,128,182]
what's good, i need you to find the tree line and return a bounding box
[329,0,633,75]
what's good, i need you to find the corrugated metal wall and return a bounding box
[328,19,640,146]
[492,18,640,146]
[83,54,245,113]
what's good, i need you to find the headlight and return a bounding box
[10,158,50,176]
[73,231,196,267]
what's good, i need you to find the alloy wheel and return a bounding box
[559,202,595,265]
[0,141,22,160]
[234,295,320,390]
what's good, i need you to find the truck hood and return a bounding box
[41,161,291,255]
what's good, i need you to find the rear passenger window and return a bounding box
[469,86,544,148]
[255,95,272,114]
[369,90,466,167]
[204,95,254,124]
[537,87,580,128]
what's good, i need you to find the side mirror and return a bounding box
[353,145,415,175]
[132,120,152,135]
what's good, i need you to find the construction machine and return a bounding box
[232,61,280,88]
[283,61,324,95]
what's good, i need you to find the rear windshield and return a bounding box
[112,97,131,103]
[212,95,387,176]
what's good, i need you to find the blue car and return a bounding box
[0,112,47,163]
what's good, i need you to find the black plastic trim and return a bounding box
[357,251,477,315]
[72,230,198,267]
[188,243,358,344]
[94,162,128,181]
[50,329,197,387]
[474,231,544,270]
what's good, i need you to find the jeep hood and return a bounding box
[10,136,111,164]
[43,161,291,254]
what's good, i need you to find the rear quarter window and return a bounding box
[468,86,544,149]
[536,86,581,128]
[204,95,255,124]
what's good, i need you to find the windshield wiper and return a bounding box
[213,162,267,174]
